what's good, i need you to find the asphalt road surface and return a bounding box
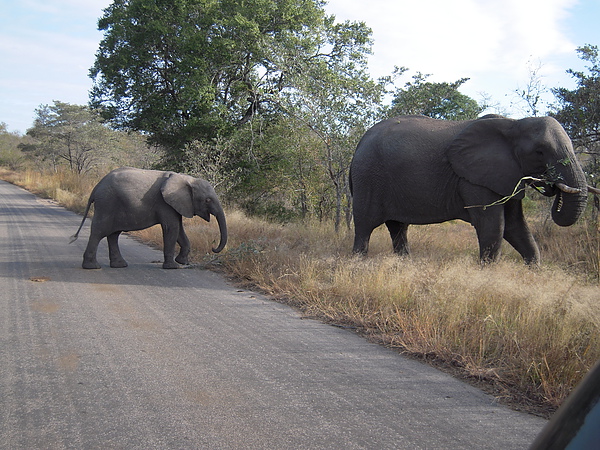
[0,179,547,449]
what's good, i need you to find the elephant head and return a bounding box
[447,116,588,227]
[161,172,228,252]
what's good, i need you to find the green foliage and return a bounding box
[90,0,330,167]
[279,16,383,229]
[232,117,330,222]
[552,45,600,172]
[22,101,159,173]
[0,123,25,170]
[385,70,483,120]
[179,137,243,194]
[23,102,112,173]
[552,44,600,219]
[180,116,327,222]
[552,45,600,143]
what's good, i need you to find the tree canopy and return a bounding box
[23,101,159,173]
[90,0,377,170]
[23,102,111,173]
[552,44,600,190]
[552,45,600,149]
[0,123,24,170]
[386,71,483,120]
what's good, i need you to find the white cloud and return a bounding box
[326,0,579,111]
[479,0,577,68]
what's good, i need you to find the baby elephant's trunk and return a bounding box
[212,208,227,253]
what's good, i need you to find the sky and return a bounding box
[1,0,599,135]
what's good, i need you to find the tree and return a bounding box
[92,0,382,226]
[385,71,483,120]
[22,101,160,173]
[514,59,548,117]
[552,45,600,181]
[24,102,111,173]
[552,44,600,215]
[280,16,384,230]
[90,0,332,168]
[225,117,327,222]
[552,45,600,152]
[0,123,25,170]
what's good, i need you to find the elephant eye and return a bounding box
[206,198,212,203]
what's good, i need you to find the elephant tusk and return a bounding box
[588,185,600,195]
[555,182,582,194]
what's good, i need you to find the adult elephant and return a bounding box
[349,115,595,264]
[71,167,227,269]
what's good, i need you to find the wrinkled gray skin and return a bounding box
[72,167,227,269]
[350,115,588,264]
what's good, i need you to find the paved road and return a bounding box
[0,179,546,449]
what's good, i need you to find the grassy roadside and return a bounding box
[3,167,599,417]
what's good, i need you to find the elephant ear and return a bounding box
[447,117,524,197]
[161,172,195,218]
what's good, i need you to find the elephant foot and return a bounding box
[110,260,128,268]
[392,248,410,257]
[82,260,101,270]
[175,255,189,265]
[162,260,180,269]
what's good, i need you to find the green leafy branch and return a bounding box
[464,176,546,210]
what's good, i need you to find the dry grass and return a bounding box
[134,210,600,413]
[3,167,600,415]
[0,168,98,214]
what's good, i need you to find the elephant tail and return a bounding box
[69,193,95,244]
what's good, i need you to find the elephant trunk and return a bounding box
[551,166,588,227]
[212,207,228,253]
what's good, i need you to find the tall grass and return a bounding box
[172,213,599,413]
[3,167,599,415]
[0,168,98,214]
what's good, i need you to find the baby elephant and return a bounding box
[71,167,227,269]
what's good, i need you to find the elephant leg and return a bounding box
[161,221,180,269]
[82,223,103,269]
[503,199,540,265]
[352,217,377,255]
[82,235,103,269]
[175,222,191,265]
[107,231,128,268]
[385,220,409,255]
[470,206,505,264]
